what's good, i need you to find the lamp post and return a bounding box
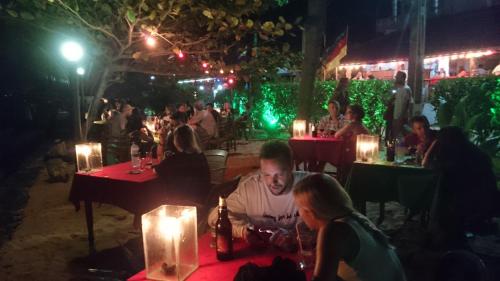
[60,41,85,141]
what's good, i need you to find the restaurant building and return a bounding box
[332,3,500,82]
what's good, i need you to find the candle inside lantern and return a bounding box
[293,120,307,138]
[356,135,379,163]
[160,215,181,277]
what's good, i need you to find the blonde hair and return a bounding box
[293,174,393,248]
[293,174,353,221]
[173,125,201,154]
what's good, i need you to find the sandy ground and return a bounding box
[3,140,493,281]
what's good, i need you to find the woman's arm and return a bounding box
[313,222,359,281]
[334,123,351,139]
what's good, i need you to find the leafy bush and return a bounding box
[430,76,500,157]
[250,80,393,134]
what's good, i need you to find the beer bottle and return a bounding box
[216,196,233,261]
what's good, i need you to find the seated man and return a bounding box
[188,100,217,148]
[208,141,310,251]
[317,100,344,135]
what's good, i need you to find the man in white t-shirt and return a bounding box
[392,71,412,137]
[208,141,309,251]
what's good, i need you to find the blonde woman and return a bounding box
[155,125,211,204]
[293,174,406,281]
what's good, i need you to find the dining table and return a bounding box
[128,232,312,281]
[69,161,164,253]
[345,160,436,224]
[288,136,344,172]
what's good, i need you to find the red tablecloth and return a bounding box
[69,161,164,214]
[128,233,311,281]
[288,136,344,167]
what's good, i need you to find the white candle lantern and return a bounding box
[293,120,307,138]
[75,143,103,173]
[356,134,379,162]
[142,205,198,281]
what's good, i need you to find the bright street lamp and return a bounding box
[76,67,85,75]
[60,41,84,62]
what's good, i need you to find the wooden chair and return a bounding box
[207,119,237,151]
[205,149,229,186]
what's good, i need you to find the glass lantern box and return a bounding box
[356,134,379,163]
[75,143,103,173]
[142,205,198,281]
[293,120,307,138]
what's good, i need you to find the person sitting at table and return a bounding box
[160,111,187,157]
[318,100,344,136]
[403,115,436,156]
[334,105,369,141]
[188,100,217,149]
[208,140,311,251]
[335,105,369,183]
[422,127,500,250]
[293,174,407,281]
[155,125,211,205]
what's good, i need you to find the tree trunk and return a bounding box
[84,66,110,140]
[408,0,426,114]
[297,0,327,120]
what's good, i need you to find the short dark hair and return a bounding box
[259,141,293,168]
[171,111,187,123]
[173,125,201,153]
[347,104,365,121]
[206,103,214,107]
[410,115,430,129]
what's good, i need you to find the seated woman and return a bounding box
[293,174,407,281]
[154,125,211,204]
[334,105,369,141]
[317,100,345,135]
[403,115,436,156]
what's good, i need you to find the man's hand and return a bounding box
[243,227,268,249]
[269,228,298,253]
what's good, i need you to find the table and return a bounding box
[345,161,436,224]
[288,136,344,171]
[128,233,311,281]
[69,161,164,252]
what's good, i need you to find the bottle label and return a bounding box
[217,235,231,253]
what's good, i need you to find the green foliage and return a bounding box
[249,80,393,134]
[430,76,500,156]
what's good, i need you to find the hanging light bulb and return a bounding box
[145,36,157,47]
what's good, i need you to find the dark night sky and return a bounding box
[269,0,392,49]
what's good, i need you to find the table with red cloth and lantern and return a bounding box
[128,232,312,281]
[69,161,164,252]
[288,136,344,172]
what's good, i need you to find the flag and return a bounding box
[324,28,348,73]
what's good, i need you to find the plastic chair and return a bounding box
[205,149,229,185]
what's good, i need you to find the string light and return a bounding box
[202,62,209,68]
[178,51,184,59]
[145,36,156,47]
[219,69,224,74]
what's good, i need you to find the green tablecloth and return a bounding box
[345,161,436,218]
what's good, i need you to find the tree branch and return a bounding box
[56,0,123,48]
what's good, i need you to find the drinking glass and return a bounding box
[296,221,317,270]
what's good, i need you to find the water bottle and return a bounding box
[394,136,407,164]
[130,143,141,170]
